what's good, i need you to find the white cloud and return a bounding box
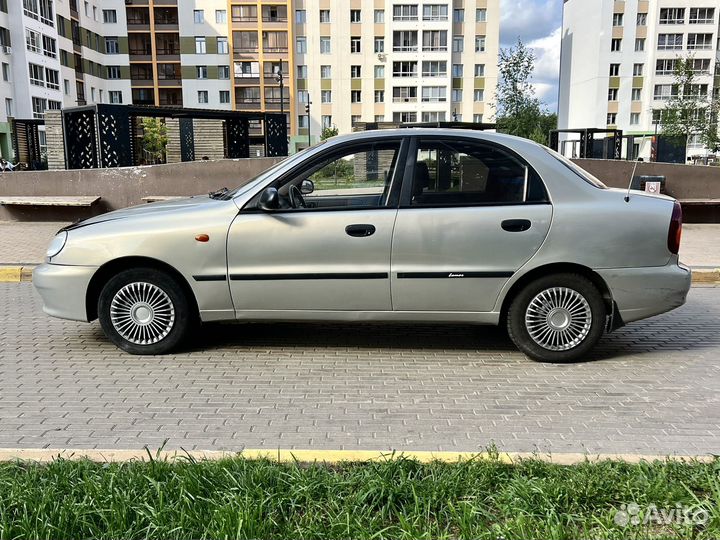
[528,28,562,111]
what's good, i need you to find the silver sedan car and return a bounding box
[34,129,691,362]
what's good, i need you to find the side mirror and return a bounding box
[300,179,315,195]
[258,187,280,211]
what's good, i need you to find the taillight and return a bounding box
[668,201,682,255]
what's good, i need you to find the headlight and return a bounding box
[46,232,68,260]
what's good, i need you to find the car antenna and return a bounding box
[625,134,649,203]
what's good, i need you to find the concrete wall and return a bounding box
[0,157,283,221]
[572,159,720,199]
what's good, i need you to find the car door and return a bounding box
[227,137,407,313]
[391,136,553,313]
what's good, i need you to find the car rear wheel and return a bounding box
[507,273,606,363]
[98,268,193,355]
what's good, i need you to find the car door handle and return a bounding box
[345,224,376,237]
[501,219,532,233]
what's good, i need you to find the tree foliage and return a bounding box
[493,39,557,145]
[320,126,339,141]
[661,56,720,156]
[140,118,168,163]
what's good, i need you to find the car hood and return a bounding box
[61,195,216,232]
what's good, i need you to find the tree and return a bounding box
[320,126,339,141]
[660,56,718,159]
[493,39,557,145]
[140,118,168,164]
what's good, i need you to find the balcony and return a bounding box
[159,89,182,106]
[127,8,150,30]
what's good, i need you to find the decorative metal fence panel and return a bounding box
[97,105,133,168]
[226,117,250,159]
[264,114,288,157]
[179,118,195,162]
[63,109,98,169]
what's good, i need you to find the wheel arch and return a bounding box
[85,256,200,322]
[499,262,616,327]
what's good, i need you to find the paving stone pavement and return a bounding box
[1,283,719,456]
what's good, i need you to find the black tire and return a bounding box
[98,268,195,355]
[507,273,606,363]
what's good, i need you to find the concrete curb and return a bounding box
[0,448,715,465]
[1,265,719,285]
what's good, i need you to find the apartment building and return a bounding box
[0,0,499,160]
[559,0,720,159]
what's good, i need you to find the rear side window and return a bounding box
[410,139,548,207]
[545,147,608,189]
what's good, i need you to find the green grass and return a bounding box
[0,453,718,539]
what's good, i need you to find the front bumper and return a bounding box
[597,259,692,325]
[33,263,99,322]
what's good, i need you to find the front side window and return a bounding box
[258,141,403,211]
[410,139,548,207]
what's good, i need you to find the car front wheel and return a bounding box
[98,268,194,355]
[507,273,606,363]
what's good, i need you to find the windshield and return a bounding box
[220,142,327,200]
[544,147,608,189]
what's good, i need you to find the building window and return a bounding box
[422,61,447,77]
[421,86,446,102]
[319,9,330,23]
[5,98,11,117]
[298,115,308,129]
[610,38,621,52]
[452,36,464,52]
[374,65,384,78]
[659,8,685,24]
[689,8,714,24]
[218,65,230,79]
[608,88,618,101]
[474,64,485,77]
[609,63,620,76]
[612,13,623,26]
[630,113,640,125]
[374,90,384,103]
[632,88,642,101]
[654,84,678,101]
[295,9,306,23]
[636,13,647,26]
[297,90,309,103]
[394,5,419,21]
[25,29,41,53]
[1,62,8,81]
[687,33,713,50]
[453,8,464,23]
[216,9,227,24]
[29,63,44,86]
[193,9,204,23]
[107,66,121,79]
[393,30,418,51]
[320,65,331,78]
[31,97,46,118]
[234,61,259,78]
[393,111,417,123]
[475,36,486,52]
[635,38,645,51]
[351,65,361,78]
[321,115,332,129]
[422,111,446,122]
[217,37,228,54]
[393,86,417,102]
[320,36,331,54]
[195,37,206,54]
[393,61,417,77]
[321,90,331,103]
[219,90,230,104]
[473,89,484,102]
[374,9,384,23]
[109,91,122,104]
[45,67,59,89]
[102,9,117,23]
[297,65,307,78]
[633,63,643,76]
[198,90,209,104]
[657,34,682,50]
[196,66,207,79]
[296,37,306,54]
[351,36,361,53]
[374,37,384,53]
[473,114,483,123]
[452,64,463,77]
[476,8,487,22]
[350,9,361,23]
[42,35,56,58]
[452,89,463,102]
[607,113,617,125]
[63,79,69,94]
[422,4,446,21]
[656,58,677,75]
[423,30,447,51]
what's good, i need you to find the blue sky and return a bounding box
[500,0,563,112]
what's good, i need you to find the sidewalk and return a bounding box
[0,220,718,274]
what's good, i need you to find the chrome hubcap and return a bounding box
[110,282,175,345]
[525,287,592,352]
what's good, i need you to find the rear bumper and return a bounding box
[33,263,98,322]
[597,260,691,325]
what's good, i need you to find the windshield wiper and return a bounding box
[208,187,230,200]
